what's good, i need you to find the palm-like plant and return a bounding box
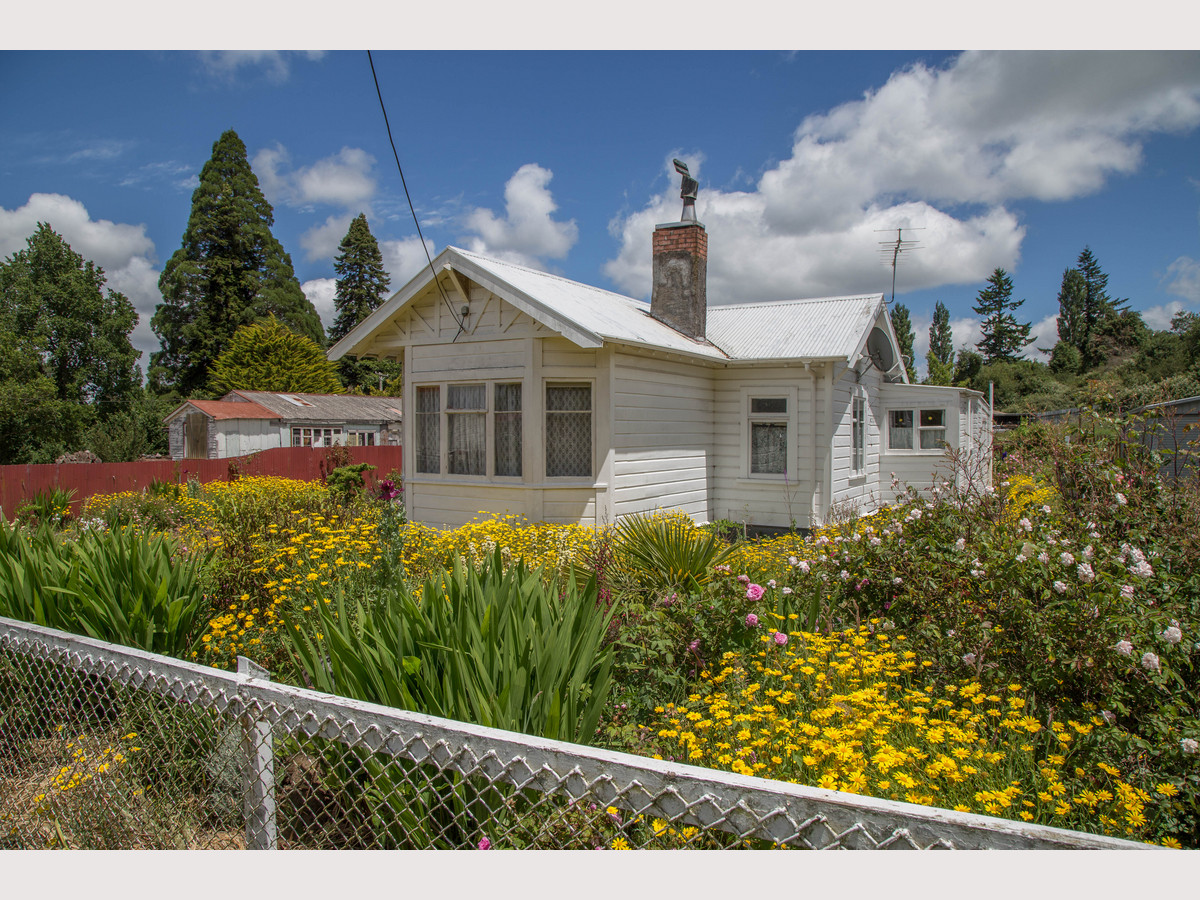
[608,512,736,594]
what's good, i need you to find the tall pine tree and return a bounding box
[890,302,917,382]
[1055,267,1086,349]
[926,300,956,385]
[328,213,390,343]
[973,267,1033,364]
[150,130,323,396]
[329,213,401,394]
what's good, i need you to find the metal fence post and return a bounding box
[238,656,277,850]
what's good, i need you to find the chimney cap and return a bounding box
[673,159,699,222]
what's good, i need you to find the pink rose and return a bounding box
[745,583,765,601]
[773,632,788,646]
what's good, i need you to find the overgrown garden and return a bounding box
[1,413,1197,848]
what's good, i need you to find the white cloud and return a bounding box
[381,236,437,290]
[253,144,377,211]
[0,193,161,367]
[301,278,338,331]
[300,213,356,263]
[462,164,578,268]
[1027,313,1059,361]
[1163,256,1200,303]
[198,51,325,84]
[606,51,1200,304]
[1141,300,1188,332]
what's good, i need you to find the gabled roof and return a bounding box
[164,398,278,423]
[228,391,403,423]
[707,294,885,362]
[329,245,895,367]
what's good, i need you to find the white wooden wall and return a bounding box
[710,363,824,529]
[611,351,715,523]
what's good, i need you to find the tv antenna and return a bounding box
[876,227,923,304]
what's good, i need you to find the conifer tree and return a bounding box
[890,302,917,382]
[150,130,323,396]
[973,267,1033,364]
[1056,267,1087,350]
[208,316,342,396]
[328,213,391,344]
[926,300,955,385]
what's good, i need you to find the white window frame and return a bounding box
[545,381,594,479]
[887,407,948,453]
[742,387,795,481]
[347,430,377,447]
[851,388,866,477]
[291,426,343,448]
[411,380,525,480]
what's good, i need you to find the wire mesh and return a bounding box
[0,617,1152,851]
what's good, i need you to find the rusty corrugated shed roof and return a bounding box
[228,391,403,423]
[168,399,278,421]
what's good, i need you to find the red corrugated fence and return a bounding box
[0,446,402,520]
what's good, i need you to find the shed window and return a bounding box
[546,384,592,477]
[291,426,343,448]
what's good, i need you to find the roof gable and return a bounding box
[329,246,890,366]
[164,399,278,423]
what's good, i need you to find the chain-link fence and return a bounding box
[0,616,1151,850]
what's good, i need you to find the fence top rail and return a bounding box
[0,615,1154,851]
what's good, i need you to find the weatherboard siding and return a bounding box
[828,363,883,518]
[611,352,714,522]
[710,365,821,530]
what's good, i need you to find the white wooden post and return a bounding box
[238,657,277,850]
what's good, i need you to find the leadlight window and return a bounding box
[415,386,440,473]
[494,383,522,477]
[546,384,592,477]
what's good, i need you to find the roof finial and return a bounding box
[673,159,698,222]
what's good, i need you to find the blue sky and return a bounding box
[3,44,1200,377]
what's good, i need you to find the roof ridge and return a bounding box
[452,246,648,306]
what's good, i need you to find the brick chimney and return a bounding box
[651,220,707,341]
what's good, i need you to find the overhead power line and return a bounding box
[366,51,464,337]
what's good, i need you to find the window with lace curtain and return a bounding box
[494,383,522,477]
[413,381,523,477]
[447,384,486,475]
[415,386,440,473]
[546,383,592,478]
[851,390,866,476]
[749,396,787,476]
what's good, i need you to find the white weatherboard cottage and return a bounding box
[329,196,991,530]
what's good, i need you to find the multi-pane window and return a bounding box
[851,392,866,475]
[888,408,946,451]
[413,382,523,477]
[749,397,787,475]
[347,431,376,447]
[291,426,343,447]
[447,384,486,475]
[494,383,522,477]
[415,386,440,474]
[546,384,592,478]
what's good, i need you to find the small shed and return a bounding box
[1129,395,1200,481]
[165,391,403,460]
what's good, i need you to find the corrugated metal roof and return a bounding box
[228,392,403,423]
[706,295,884,361]
[169,399,278,421]
[453,249,730,360]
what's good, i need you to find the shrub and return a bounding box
[0,520,212,658]
[608,512,736,594]
[285,548,616,745]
